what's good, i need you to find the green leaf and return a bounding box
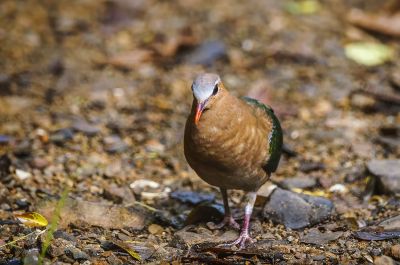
[344,42,394,66]
[15,212,48,227]
[110,239,141,261]
[285,0,320,15]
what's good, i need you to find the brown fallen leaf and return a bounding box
[107,49,154,70]
[348,9,400,37]
[109,239,141,261]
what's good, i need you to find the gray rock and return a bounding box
[185,40,226,66]
[262,188,334,229]
[23,248,39,265]
[367,159,400,194]
[65,246,89,260]
[72,120,100,136]
[103,183,135,204]
[103,135,128,153]
[280,176,317,189]
[300,228,343,245]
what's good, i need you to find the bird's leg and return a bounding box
[219,191,257,249]
[207,188,240,230]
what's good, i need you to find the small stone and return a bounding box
[0,154,11,179]
[312,255,326,261]
[280,176,317,189]
[22,248,39,265]
[50,128,74,144]
[262,188,334,229]
[30,157,49,170]
[185,202,224,226]
[367,159,400,194]
[299,161,325,173]
[148,224,164,235]
[72,120,100,136]
[374,255,395,265]
[13,140,31,157]
[185,40,226,66]
[370,248,381,256]
[103,184,135,204]
[65,246,89,260]
[300,228,343,245]
[48,238,73,258]
[103,135,127,153]
[145,139,165,153]
[15,169,31,180]
[53,230,77,243]
[391,244,400,259]
[0,135,11,144]
[379,215,400,230]
[170,190,215,205]
[106,254,123,265]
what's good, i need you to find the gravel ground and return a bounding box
[0,0,400,264]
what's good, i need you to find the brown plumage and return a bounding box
[184,73,283,248]
[184,84,273,191]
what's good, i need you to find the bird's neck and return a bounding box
[190,94,252,139]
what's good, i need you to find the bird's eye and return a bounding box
[212,84,218,96]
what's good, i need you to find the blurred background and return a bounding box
[0,0,400,263]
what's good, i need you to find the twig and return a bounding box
[349,89,400,105]
[0,229,47,249]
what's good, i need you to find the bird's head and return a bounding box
[191,73,224,125]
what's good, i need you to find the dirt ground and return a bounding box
[0,0,400,264]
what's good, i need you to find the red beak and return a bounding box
[194,102,205,125]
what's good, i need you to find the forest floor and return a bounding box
[0,0,400,264]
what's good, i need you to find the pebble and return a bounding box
[379,215,400,230]
[103,135,127,153]
[391,244,400,259]
[262,188,334,229]
[72,120,100,136]
[103,183,135,204]
[280,175,317,189]
[50,128,74,144]
[15,169,31,180]
[0,135,11,144]
[185,40,226,66]
[148,224,164,235]
[300,228,343,245]
[185,202,224,226]
[170,190,215,205]
[65,246,89,260]
[374,255,396,265]
[370,248,381,256]
[22,248,39,265]
[367,159,400,194]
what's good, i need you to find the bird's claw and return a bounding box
[207,216,240,230]
[217,231,254,250]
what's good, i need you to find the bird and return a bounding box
[184,73,283,249]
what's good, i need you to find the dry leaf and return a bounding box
[110,239,141,261]
[344,42,394,66]
[348,9,400,38]
[15,212,48,227]
[285,0,320,15]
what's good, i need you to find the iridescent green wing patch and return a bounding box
[242,97,283,173]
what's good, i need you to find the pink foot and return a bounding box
[207,216,240,230]
[218,230,254,249]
